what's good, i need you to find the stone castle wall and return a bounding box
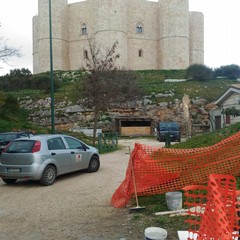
[33,0,204,73]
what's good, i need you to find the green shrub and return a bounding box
[215,64,240,79]
[0,94,19,115]
[31,73,60,92]
[187,64,215,80]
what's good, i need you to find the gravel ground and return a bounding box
[0,138,165,240]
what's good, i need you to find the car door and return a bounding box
[63,136,91,171]
[47,137,72,175]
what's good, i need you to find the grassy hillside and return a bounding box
[136,69,237,102]
[1,69,239,133]
[0,109,47,133]
[171,122,240,149]
[56,69,238,103]
[6,69,238,104]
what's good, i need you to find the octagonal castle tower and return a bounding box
[189,11,204,65]
[33,0,69,73]
[158,0,189,69]
[94,0,128,68]
[33,0,204,74]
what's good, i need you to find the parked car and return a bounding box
[0,132,33,154]
[0,134,100,186]
[156,122,181,142]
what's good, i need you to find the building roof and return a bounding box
[115,117,152,121]
[215,86,240,106]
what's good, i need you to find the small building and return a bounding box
[115,117,153,137]
[208,86,240,131]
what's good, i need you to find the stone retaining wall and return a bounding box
[19,95,209,138]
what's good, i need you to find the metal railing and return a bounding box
[97,132,118,151]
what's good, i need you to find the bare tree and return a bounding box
[0,38,21,67]
[76,41,143,145]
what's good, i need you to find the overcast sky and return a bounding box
[0,0,240,76]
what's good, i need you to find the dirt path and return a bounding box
[0,138,165,240]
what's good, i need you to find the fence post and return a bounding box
[165,132,171,147]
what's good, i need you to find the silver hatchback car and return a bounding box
[0,134,100,186]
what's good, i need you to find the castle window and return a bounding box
[84,50,88,59]
[81,23,87,35]
[136,23,143,34]
[138,49,143,57]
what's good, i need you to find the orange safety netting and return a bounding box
[111,132,240,208]
[183,174,240,239]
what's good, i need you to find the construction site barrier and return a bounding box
[111,131,240,208]
[183,174,240,239]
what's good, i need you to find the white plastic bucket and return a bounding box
[165,191,182,211]
[144,227,167,240]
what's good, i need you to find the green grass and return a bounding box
[6,89,49,100]
[129,194,189,238]
[54,82,80,103]
[1,69,239,147]
[137,69,188,81]
[0,109,47,133]
[171,122,240,148]
[4,69,238,106]
[136,70,236,102]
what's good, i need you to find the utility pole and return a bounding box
[49,0,55,134]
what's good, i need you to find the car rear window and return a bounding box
[5,140,36,153]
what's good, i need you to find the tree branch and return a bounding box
[0,38,22,65]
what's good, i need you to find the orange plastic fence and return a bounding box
[111,132,240,208]
[183,174,240,240]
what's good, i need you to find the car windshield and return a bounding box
[169,127,178,131]
[0,134,17,143]
[5,140,36,153]
[160,123,179,131]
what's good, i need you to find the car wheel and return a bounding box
[88,156,100,173]
[2,178,17,184]
[40,165,56,186]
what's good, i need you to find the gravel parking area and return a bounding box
[0,138,165,240]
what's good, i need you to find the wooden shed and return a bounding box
[115,117,153,137]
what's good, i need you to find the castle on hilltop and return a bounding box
[33,0,204,74]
